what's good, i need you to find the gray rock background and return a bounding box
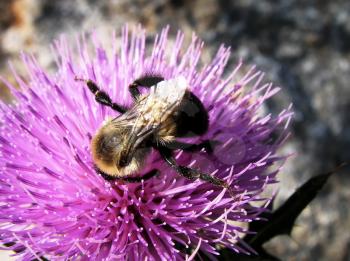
[0,0,349,260]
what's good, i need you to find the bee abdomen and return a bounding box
[174,92,209,137]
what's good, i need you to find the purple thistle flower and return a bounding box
[0,25,292,260]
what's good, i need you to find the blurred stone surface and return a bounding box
[0,0,349,260]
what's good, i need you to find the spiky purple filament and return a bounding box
[0,25,292,260]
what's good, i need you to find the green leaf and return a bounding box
[215,164,345,260]
[246,166,343,248]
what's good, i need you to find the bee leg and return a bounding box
[129,75,164,100]
[75,77,127,113]
[164,140,219,154]
[158,146,233,196]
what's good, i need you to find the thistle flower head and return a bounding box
[0,26,292,260]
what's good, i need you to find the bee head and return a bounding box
[91,127,125,166]
[91,123,151,176]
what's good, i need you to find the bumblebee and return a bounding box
[76,75,231,192]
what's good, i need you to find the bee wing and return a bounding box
[112,76,188,166]
[115,76,187,127]
[137,76,188,133]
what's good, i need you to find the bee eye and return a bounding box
[109,136,120,147]
[119,157,128,167]
[99,134,120,152]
